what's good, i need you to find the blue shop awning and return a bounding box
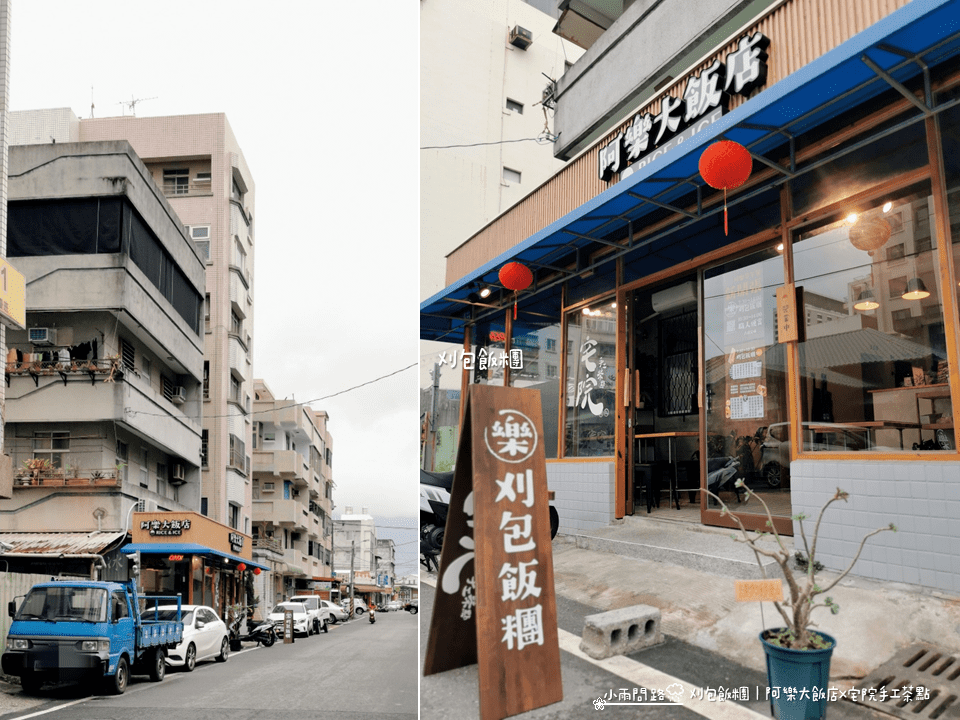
[121,543,270,571]
[421,0,960,343]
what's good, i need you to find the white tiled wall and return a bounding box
[547,460,616,532]
[790,460,960,594]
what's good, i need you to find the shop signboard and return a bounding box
[423,385,562,720]
[599,31,770,182]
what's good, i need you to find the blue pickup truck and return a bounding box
[2,578,182,695]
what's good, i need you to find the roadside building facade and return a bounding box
[421,0,960,594]
[0,140,204,571]
[251,379,335,608]
[333,507,381,603]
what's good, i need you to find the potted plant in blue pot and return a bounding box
[706,484,895,720]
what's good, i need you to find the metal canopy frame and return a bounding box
[420,0,960,343]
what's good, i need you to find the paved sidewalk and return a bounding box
[555,516,960,685]
[421,514,960,719]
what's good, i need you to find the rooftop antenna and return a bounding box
[90,86,95,118]
[118,95,157,117]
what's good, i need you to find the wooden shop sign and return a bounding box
[423,384,562,720]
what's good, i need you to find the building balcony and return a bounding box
[253,498,308,531]
[14,465,121,488]
[253,449,303,477]
[252,535,283,555]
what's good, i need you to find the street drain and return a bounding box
[848,644,960,720]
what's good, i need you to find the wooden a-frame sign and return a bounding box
[423,384,563,720]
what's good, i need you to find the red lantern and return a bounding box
[498,262,533,318]
[253,567,261,575]
[236,562,246,572]
[698,141,752,236]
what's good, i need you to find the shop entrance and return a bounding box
[621,250,795,530]
[626,276,702,521]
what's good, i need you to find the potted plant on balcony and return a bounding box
[705,482,895,720]
[21,458,52,485]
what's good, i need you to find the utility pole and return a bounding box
[423,363,441,470]
[348,540,356,620]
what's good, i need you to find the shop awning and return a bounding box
[420,0,960,343]
[121,543,269,571]
[352,584,382,594]
[0,531,126,556]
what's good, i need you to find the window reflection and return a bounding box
[704,247,792,514]
[793,184,954,452]
[564,303,616,457]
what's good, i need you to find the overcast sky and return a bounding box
[8,2,420,530]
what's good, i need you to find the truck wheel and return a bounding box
[215,637,229,662]
[409,606,418,615]
[108,656,129,695]
[148,648,165,682]
[20,673,42,695]
[355,607,364,616]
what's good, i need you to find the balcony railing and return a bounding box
[6,357,123,383]
[162,182,213,197]
[15,467,122,488]
[253,536,283,554]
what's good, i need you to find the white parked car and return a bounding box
[156,605,229,672]
[320,599,348,624]
[340,598,369,616]
[288,595,330,634]
[386,600,402,612]
[267,602,311,637]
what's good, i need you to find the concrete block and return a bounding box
[579,605,663,660]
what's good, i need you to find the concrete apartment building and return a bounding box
[251,379,335,607]
[0,140,205,573]
[333,507,381,600]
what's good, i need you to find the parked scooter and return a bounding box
[228,609,278,649]
[706,456,744,504]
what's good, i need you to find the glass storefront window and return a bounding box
[704,246,792,514]
[510,317,561,459]
[792,183,954,452]
[564,301,617,457]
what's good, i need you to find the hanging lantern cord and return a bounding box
[724,187,728,236]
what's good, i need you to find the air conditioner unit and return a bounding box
[29,328,57,345]
[170,387,186,405]
[170,464,186,485]
[651,281,697,314]
[509,25,532,50]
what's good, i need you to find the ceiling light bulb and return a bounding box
[582,308,590,315]
[479,287,491,299]
[611,303,617,309]
[776,243,784,254]
[845,213,859,225]
[882,202,893,213]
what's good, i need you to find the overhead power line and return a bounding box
[125,362,417,420]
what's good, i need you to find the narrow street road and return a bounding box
[0,611,418,720]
